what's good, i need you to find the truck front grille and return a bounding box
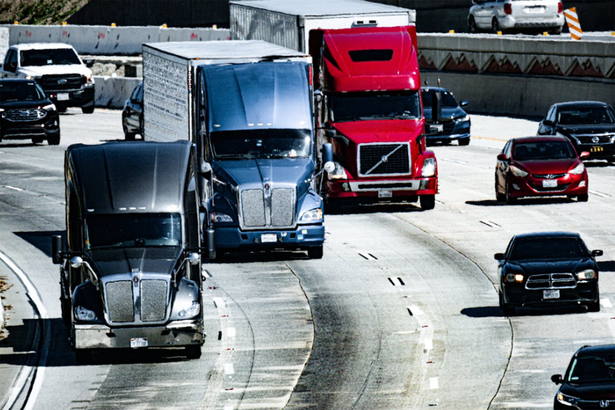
[525,273,576,290]
[358,143,411,176]
[106,281,134,322]
[240,187,295,229]
[140,280,167,322]
[39,74,85,91]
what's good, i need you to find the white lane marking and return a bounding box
[4,186,23,192]
[224,363,235,375]
[430,377,439,389]
[0,251,48,410]
[227,327,237,338]
[424,339,433,350]
[388,277,405,286]
[601,298,612,308]
[480,220,501,228]
[359,252,377,260]
[213,297,225,309]
[589,190,611,198]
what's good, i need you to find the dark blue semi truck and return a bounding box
[142,41,332,259]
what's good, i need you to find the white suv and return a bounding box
[468,0,565,34]
[0,43,95,113]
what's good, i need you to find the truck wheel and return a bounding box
[307,246,324,259]
[185,345,202,359]
[75,349,92,364]
[81,105,95,114]
[420,195,435,210]
[61,297,71,327]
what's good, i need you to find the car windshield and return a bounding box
[513,141,576,161]
[85,213,182,249]
[20,48,81,66]
[509,237,588,260]
[211,129,312,160]
[567,354,615,385]
[557,106,615,125]
[421,91,459,109]
[0,82,46,102]
[329,90,421,122]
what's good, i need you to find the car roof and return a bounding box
[576,344,615,357]
[421,86,450,93]
[0,78,38,85]
[10,43,77,51]
[553,101,612,109]
[513,231,581,240]
[510,135,571,144]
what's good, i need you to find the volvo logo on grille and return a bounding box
[57,78,68,85]
[381,155,388,163]
[600,400,610,408]
[592,136,600,144]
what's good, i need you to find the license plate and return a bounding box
[57,93,70,101]
[430,124,444,133]
[130,337,148,348]
[542,179,558,188]
[591,146,603,153]
[543,289,560,300]
[261,233,277,243]
[378,190,393,198]
[525,6,545,13]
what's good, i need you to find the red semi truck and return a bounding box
[310,26,438,211]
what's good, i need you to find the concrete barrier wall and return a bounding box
[0,27,8,62]
[94,76,141,109]
[4,25,230,55]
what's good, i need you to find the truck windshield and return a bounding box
[329,91,421,122]
[85,213,182,249]
[211,129,312,160]
[20,48,81,66]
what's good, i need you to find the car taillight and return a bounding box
[558,2,563,13]
[504,4,512,15]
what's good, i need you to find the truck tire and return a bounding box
[75,349,92,364]
[60,297,71,327]
[420,195,435,210]
[186,345,202,359]
[307,246,324,259]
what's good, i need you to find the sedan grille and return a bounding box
[39,74,85,91]
[4,109,46,122]
[358,143,411,176]
[525,273,576,290]
[532,173,566,179]
[568,399,615,409]
[106,281,134,322]
[240,187,295,229]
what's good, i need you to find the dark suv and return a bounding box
[0,78,60,145]
[537,101,615,162]
[422,86,471,146]
[552,344,615,409]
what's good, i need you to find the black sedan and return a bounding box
[421,86,471,146]
[0,78,60,145]
[122,81,143,140]
[537,101,615,162]
[552,344,615,409]
[495,232,601,315]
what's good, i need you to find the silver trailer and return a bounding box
[230,0,416,52]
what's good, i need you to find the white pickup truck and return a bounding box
[1,43,95,113]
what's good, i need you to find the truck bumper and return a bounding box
[73,319,204,350]
[47,84,95,108]
[326,177,438,200]
[214,224,325,250]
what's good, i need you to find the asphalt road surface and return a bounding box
[0,109,613,409]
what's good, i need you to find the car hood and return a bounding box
[556,123,615,135]
[0,99,51,109]
[423,106,466,122]
[332,120,423,144]
[18,64,92,78]
[513,159,578,174]
[508,258,593,274]
[88,247,182,278]
[560,383,615,400]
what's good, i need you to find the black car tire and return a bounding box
[61,297,71,327]
[587,300,601,312]
[420,194,436,210]
[32,137,43,144]
[325,198,342,214]
[549,26,563,35]
[47,134,61,146]
[185,345,202,359]
[505,184,517,205]
[81,105,95,114]
[458,137,470,146]
[468,16,479,33]
[577,194,589,202]
[500,293,515,316]
[75,349,92,364]
[308,246,324,259]
[492,18,505,34]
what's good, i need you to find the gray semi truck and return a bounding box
[51,140,205,363]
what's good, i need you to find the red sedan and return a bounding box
[495,135,589,204]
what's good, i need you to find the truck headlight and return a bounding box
[327,162,349,180]
[74,306,97,321]
[421,158,436,177]
[300,208,322,222]
[178,301,200,319]
[577,269,596,280]
[569,162,585,175]
[211,212,233,223]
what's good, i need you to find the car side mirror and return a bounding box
[579,151,590,159]
[542,119,554,127]
[497,153,508,161]
[460,100,469,107]
[494,253,505,260]
[84,59,95,68]
[591,249,603,257]
[551,374,563,385]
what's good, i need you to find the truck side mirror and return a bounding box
[325,129,337,140]
[322,142,333,164]
[51,235,63,264]
[200,162,212,175]
[187,252,200,265]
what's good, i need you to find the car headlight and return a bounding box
[577,269,597,280]
[74,306,97,321]
[505,273,524,283]
[300,208,323,222]
[510,165,529,178]
[422,157,437,177]
[211,212,233,223]
[557,392,579,406]
[327,162,349,180]
[454,115,470,122]
[86,74,95,84]
[41,103,56,112]
[178,301,200,319]
[569,162,585,175]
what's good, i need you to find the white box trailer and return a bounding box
[230,0,416,53]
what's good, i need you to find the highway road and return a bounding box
[0,109,614,409]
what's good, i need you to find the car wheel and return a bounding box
[577,194,589,202]
[500,292,515,316]
[468,16,479,33]
[549,26,563,35]
[505,183,516,204]
[307,246,324,259]
[81,105,95,114]
[492,18,504,34]
[420,194,436,210]
[458,137,470,146]
[123,123,136,141]
[185,344,202,359]
[31,137,43,144]
[587,300,601,312]
[75,349,92,364]
[495,181,506,203]
[47,134,61,146]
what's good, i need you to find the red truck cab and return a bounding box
[310,26,438,211]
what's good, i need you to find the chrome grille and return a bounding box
[39,74,85,91]
[241,189,266,227]
[358,143,411,176]
[240,187,295,229]
[525,273,576,290]
[271,188,294,226]
[140,280,167,322]
[4,109,46,122]
[532,173,566,179]
[106,281,134,322]
[574,133,614,144]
